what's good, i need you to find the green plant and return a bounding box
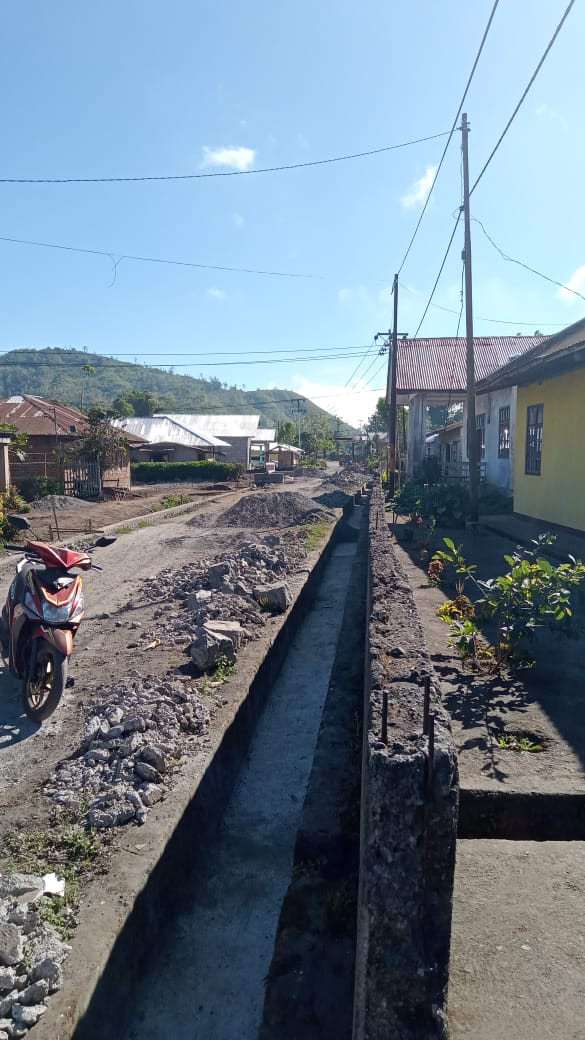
[432,534,585,669]
[137,520,151,529]
[115,525,133,535]
[130,460,243,484]
[213,653,235,682]
[258,596,281,615]
[303,518,333,552]
[420,456,443,484]
[496,733,543,753]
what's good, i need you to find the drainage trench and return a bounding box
[121,511,366,1040]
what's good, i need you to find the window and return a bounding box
[476,413,486,459]
[525,404,543,475]
[498,406,510,458]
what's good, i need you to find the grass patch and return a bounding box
[115,525,133,535]
[303,518,334,552]
[496,732,544,753]
[137,519,152,529]
[213,653,236,682]
[2,821,109,942]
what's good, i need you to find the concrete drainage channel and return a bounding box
[69,498,367,1040]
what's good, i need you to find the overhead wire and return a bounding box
[473,217,585,303]
[0,234,319,280]
[0,349,376,369]
[396,0,501,276]
[0,131,451,185]
[412,210,463,339]
[470,0,576,195]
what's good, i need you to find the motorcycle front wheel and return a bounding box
[23,642,68,722]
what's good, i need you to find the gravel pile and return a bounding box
[45,674,212,830]
[214,491,329,529]
[0,875,70,1035]
[322,465,367,490]
[133,536,306,651]
[29,495,86,513]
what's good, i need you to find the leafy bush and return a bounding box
[299,455,326,469]
[433,534,585,670]
[420,456,443,484]
[17,475,62,502]
[131,460,243,483]
[395,481,469,527]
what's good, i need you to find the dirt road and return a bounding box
[0,476,328,826]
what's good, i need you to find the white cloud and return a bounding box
[557,265,585,302]
[536,104,568,130]
[201,145,255,171]
[232,212,245,227]
[401,165,437,209]
[293,377,383,428]
[206,287,226,300]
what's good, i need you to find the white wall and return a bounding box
[462,386,516,492]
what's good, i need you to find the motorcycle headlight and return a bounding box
[41,603,72,624]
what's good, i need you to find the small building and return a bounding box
[160,414,274,469]
[395,335,546,477]
[477,316,585,531]
[0,395,91,492]
[269,442,303,469]
[113,416,229,462]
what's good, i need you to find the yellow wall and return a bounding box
[515,369,585,530]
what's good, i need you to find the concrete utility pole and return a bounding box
[461,112,479,523]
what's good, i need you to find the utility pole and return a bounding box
[461,112,479,524]
[290,398,305,449]
[386,274,399,495]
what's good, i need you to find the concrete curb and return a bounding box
[30,507,351,1040]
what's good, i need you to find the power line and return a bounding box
[0,131,451,185]
[471,0,576,194]
[344,337,378,387]
[0,234,320,280]
[0,349,375,369]
[473,217,585,303]
[396,0,500,275]
[412,211,463,338]
[398,281,560,326]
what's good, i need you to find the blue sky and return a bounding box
[1,0,583,426]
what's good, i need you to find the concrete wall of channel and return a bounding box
[46,493,361,1040]
[353,481,459,1040]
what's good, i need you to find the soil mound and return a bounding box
[29,494,87,512]
[216,491,329,529]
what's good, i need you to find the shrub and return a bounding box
[17,475,62,502]
[131,460,243,483]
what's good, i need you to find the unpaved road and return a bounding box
[123,538,358,1040]
[0,476,329,832]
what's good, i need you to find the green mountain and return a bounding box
[0,348,356,435]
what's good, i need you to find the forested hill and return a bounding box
[0,348,356,434]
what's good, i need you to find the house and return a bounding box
[0,395,90,492]
[0,394,140,496]
[425,421,463,478]
[159,415,275,469]
[394,335,545,476]
[112,416,230,462]
[475,316,585,532]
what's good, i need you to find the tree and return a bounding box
[278,420,297,446]
[72,418,129,469]
[111,390,166,417]
[300,415,334,457]
[367,397,391,433]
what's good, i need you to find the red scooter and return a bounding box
[1,515,115,721]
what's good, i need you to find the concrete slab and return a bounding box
[450,839,585,1040]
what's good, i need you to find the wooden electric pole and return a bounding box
[461,112,479,523]
[386,274,399,496]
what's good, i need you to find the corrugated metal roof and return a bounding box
[396,336,546,393]
[0,395,89,436]
[256,427,277,440]
[113,416,229,449]
[160,413,261,438]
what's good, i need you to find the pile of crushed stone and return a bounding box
[213,491,330,529]
[0,874,70,1033]
[29,495,87,513]
[323,466,367,490]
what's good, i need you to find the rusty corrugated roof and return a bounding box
[396,336,546,393]
[0,395,90,436]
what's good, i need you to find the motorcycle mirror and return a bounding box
[93,536,117,548]
[7,515,31,531]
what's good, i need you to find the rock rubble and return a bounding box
[0,875,70,1037]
